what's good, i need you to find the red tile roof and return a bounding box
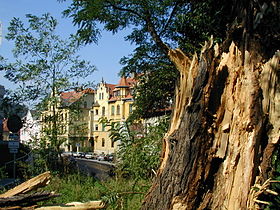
[122,93,133,100]
[116,77,130,87]
[60,91,84,103]
[82,88,95,94]
[116,77,136,88]
[60,88,94,104]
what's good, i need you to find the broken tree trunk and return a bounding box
[0,171,51,198]
[141,39,279,210]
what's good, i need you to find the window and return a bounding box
[102,107,105,116]
[111,140,114,148]
[102,138,105,147]
[129,104,133,113]
[95,109,98,115]
[99,93,101,100]
[102,93,104,99]
[102,123,105,131]
[95,124,98,131]
[111,105,115,115]
[117,105,120,115]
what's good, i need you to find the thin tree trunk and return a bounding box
[141,39,280,209]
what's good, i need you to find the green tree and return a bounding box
[61,0,193,119]
[101,116,169,180]
[2,13,96,160]
[59,0,245,120]
[120,45,178,119]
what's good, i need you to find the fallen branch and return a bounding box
[0,171,51,198]
[0,191,60,207]
[35,200,105,209]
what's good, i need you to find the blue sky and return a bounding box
[0,0,135,90]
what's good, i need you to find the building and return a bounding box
[41,88,95,152]
[20,110,41,146]
[90,77,136,154]
[40,77,136,154]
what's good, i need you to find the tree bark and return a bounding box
[141,38,280,209]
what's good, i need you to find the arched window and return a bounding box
[102,138,105,147]
[117,105,120,115]
[102,107,105,116]
[111,105,115,115]
[111,140,114,148]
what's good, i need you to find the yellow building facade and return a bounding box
[89,77,135,154]
[41,88,95,152]
[41,77,135,154]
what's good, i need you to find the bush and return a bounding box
[102,116,169,180]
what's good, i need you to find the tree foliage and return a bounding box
[61,0,193,118]
[1,13,96,158]
[61,1,280,209]
[100,116,169,180]
[61,0,280,119]
[3,13,96,103]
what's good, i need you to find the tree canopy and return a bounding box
[60,0,280,119]
[2,13,96,105]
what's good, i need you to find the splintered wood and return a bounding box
[36,201,105,209]
[0,171,105,209]
[0,171,51,198]
[158,49,198,174]
[142,39,279,210]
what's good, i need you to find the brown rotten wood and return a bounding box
[141,39,280,209]
[0,171,51,198]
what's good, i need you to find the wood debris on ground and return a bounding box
[0,172,105,210]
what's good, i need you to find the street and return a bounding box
[75,158,115,181]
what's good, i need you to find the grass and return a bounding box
[40,172,151,210]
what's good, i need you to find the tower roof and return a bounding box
[116,77,130,88]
